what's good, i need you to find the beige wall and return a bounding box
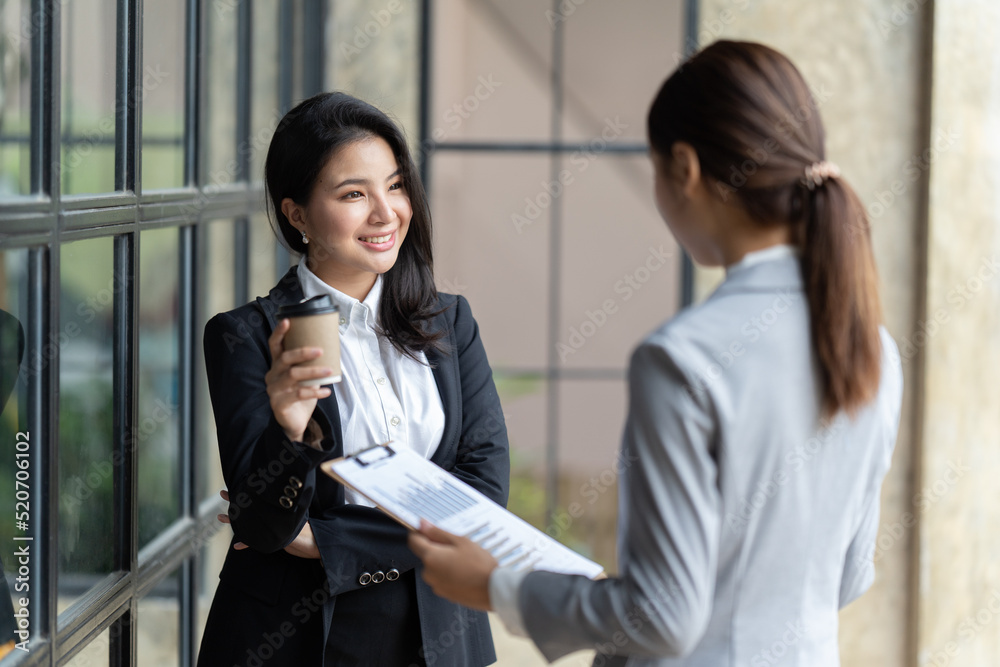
[920,1,1000,664]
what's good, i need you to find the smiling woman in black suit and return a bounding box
[196,92,510,667]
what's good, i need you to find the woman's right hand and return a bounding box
[265,318,333,443]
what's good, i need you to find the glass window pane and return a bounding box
[429,154,551,369]
[58,238,114,607]
[203,2,238,187]
[326,0,421,143]
[195,527,234,653]
[138,228,180,549]
[138,570,180,666]
[64,625,110,666]
[197,220,235,503]
[249,214,277,299]
[250,0,280,184]
[0,249,29,653]
[496,373,546,530]
[0,0,32,197]
[142,0,186,190]
[431,0,551,142]
[558,155,681,369]
[557,379,627,572]
[561,0,684,142]
[60,0,117,195]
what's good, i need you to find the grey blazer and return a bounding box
[518,251,903,666]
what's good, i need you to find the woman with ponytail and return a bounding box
[410,41,903,666]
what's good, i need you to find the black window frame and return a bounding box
[0,1,326,665]
[1,0,695,663]
[416,0,697,526]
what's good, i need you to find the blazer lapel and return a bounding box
[426,301,461,468]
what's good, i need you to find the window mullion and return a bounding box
[110,231,138,667]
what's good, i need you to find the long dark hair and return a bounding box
[264,92,442,358]
[647,40,882,417]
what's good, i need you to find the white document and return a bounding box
[320,444,605,579]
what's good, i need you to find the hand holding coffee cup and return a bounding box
[265,296,343,443]
[278,295,343,385]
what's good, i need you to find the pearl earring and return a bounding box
[301,232,309,245]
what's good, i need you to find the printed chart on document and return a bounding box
[322,444,604,579]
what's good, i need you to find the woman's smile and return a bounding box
[358,230,397,250]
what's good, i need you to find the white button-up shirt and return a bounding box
[296,262,446,507]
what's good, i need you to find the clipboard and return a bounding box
[320,443,605,579]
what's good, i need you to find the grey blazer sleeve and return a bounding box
[520,339,721,662]
[838,487,880,608]
[839,328,902,609]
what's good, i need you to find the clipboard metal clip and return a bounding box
[353,441,396,467]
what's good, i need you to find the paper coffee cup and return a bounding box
[278,295,342,385]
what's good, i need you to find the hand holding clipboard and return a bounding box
[321,443,605,579]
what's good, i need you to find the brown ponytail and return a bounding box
[803,176,883,415]
[647,40,882,417]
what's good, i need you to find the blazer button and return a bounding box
[386,568,400,581]
[278,496,293,509]
[359,572,372,586]
[371,571,385,584]
[283,485,298,498]
[289,476,303,489]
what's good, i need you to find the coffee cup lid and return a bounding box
[277,295,339,318]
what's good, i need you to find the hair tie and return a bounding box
[802,161,840,190]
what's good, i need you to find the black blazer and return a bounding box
[197,267,510,667]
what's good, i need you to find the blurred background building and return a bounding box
[0,0,998,665]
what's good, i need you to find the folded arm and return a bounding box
[204,310,335,553]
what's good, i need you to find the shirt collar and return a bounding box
[725,244,799,276]
[295,261,382,330]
